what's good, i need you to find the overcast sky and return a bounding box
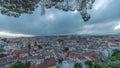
[0,0,120,38]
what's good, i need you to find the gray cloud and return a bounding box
[0,0,120,37]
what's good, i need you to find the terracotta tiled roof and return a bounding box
[27,56,37,59]
[31,63,36,68]
[37,62,45,68]
[85,56,96,61]
[85,52,91,56]
[9,64,12,68]
[78,56,85,60]
[108,40,117,46]
[45,57,56,66]
[0,56,12,62]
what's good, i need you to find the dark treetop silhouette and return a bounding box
[0,0,95,22]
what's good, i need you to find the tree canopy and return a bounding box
[0,0,95,21]
[12,61,26,68]
[74,63,82,68]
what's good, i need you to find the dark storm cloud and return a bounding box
[89,0,120,24]
[0,0,120,37]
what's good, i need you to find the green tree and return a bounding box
[112,49,120,56]
[12,61,26,68]
[74,63,82,68]
[0,53,7,58]
[85,60,93,68]
[25,61,31,68]
[111,61,120,68]
[115,53,120,60]
[58,58,63,64]
[109,56,116,61]
[93,63,103,68]
[28,42,31,56]
[1,38,7,42]
[106,62,112,68]
[109,49,120,61]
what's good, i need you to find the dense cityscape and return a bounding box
[0,0,120,68]
[0,34,120,68]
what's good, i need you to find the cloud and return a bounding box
[45,13,55,20]
[0,0,120,37]
[73,10,78,14]
[76,20,120,34]
[93,0,112,11]
[0,31,33,38]
[114,24,120,30]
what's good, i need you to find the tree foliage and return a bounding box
[58,58,63,64]
[85,60,103,68]
[25,61,31,68]
[74,63,82,68]
[85,60,93,68]
[111,61,120,68]
[84,49,120,68]
[0,53,7,58]
[28,42,31,56]
[93,63,103,68]
[109,49,120,61]
[112,49,120,56]
[12,61,26,68]
[1,38,7,42]
[0,0,95,21]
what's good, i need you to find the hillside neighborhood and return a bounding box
[0,35,120,68]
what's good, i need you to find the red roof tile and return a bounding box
[37,62,45,68]
[31,63,36,68]
[9,64,12,68]
[45,57,56,66]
